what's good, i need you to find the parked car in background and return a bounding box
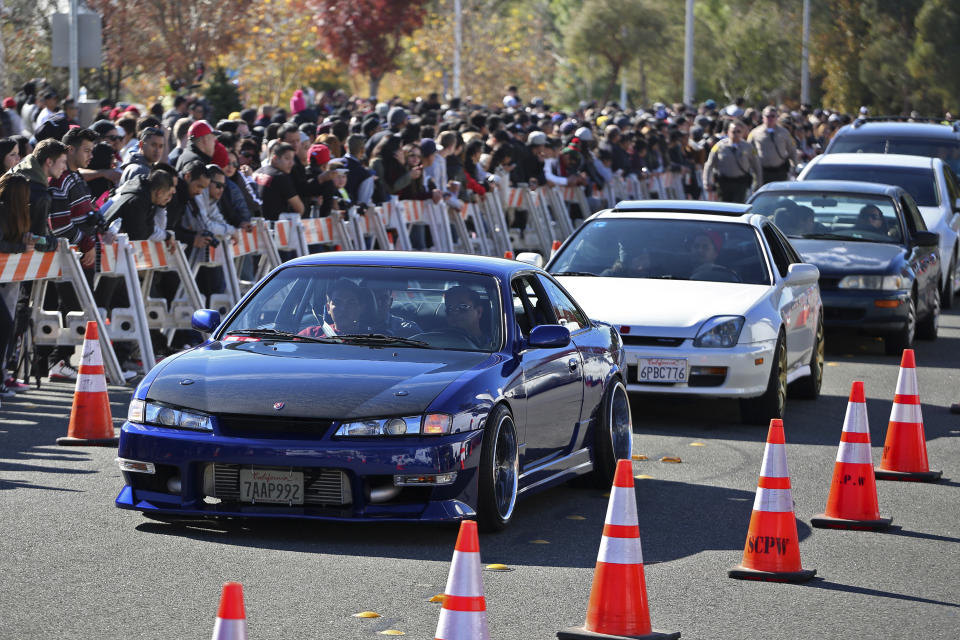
[824,117,960,175]
[543,201,823,425]
[749,181,941,355]
[802,152,960,307]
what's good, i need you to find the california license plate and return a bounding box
[239,468,304,505]
[636,358,688,383]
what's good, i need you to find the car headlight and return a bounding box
[694,316,745,348]
[127,398,213,431]
[837,275,904,290]
[334,411,486,437]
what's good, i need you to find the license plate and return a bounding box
[636,358,688,383]
[239,468,304,505]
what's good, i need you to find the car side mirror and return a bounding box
[191,309,221,333]
[527,324,571,349]
[910,230,939,247]
[516,252,544,268]
[785,263,820,286]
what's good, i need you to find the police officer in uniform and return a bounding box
[748,106,797,184]
[703,120,761,203]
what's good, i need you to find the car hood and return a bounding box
[145,341,491,419]
[557,276,770,337]
[790,239,905,276]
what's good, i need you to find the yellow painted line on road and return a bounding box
[352,611,381,618]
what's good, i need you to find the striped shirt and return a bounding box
[48,170,96,251]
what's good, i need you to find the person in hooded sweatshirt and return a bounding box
[104,169,177,242]
[118,127,165,185]
[10,138,68,238]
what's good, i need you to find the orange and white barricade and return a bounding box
[387,199,448,252]
[208,220,277,303]
[561,184,595,223]
[299,214,353,252]
[479,188,513,257]
[522,188,559,254]
[542,185,576,240]
[347,205,394,251]
[3,239,126,384]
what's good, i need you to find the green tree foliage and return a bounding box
[908,0,960,113]
[204,67,243,121]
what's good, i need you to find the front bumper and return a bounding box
[621,340,775,398]
[114,422,484,522]
[820,289,911,333]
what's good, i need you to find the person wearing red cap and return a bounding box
[174,120,216,172]
[305,143,342,217]
[2,97,25,137]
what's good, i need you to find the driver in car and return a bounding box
[443,286,489,349]
[689,231,738,282]
[855,204,887,233]
[299,278,371,337]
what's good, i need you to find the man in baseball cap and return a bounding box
[175,120,216,171]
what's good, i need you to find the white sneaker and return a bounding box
[0,386,16,398]
[49,360,79,382]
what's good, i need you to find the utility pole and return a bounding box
[801,0,810,105]
[453,0,462,99]
[69,0,80,101]
[683,0,695,106]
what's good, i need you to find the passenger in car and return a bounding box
[601,244,653,278]
[365,279,422,337]
[444,285,489,348]
[689,231,739,282]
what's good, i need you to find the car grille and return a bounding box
[216,414,335,439]
[210,464,352,505]
[621,336,685,347]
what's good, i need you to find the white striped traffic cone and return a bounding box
[211,582,247,640]
[558,459,678,640]
[875,349,942,482]
[57,320,118,446]
[811,381,892,530]
[435,520,489,640]
[729,419,815,582]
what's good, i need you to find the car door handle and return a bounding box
[568,358,579,371]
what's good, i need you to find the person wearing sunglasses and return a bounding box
[443,285,488,349]
[855,204,888,234]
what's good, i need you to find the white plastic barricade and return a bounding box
[561,184,595,222]
[479,191,513,257]
[388,199,449,252]
[2,239,126,385]
[542,186,576,240]
[519,188,556,254]
[347,205,393,251]
[300,215,352,252]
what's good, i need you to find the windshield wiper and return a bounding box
[552,271,598,277]
[336,333,433,348]
[801,233,877,242]
[221,328,337,343]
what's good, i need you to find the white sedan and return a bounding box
[542,201,823,425]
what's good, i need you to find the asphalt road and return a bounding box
[2,312,959,639]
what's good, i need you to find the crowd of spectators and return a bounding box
[0,78,924,403]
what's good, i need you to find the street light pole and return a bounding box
[453,0,462,99]
[801,0,810,105]
[683,0,695,106]
[69,0,79,101]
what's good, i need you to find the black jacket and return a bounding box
[174,142,212,172]
[104,174,163,241]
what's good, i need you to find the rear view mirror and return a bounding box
[810,197,838,207]
[191,309,221,333]
[516,252,544,268]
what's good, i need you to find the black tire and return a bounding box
[942,253,956,310]
[791,314,824,400]
[588,379,633,487]
[884,296,916,355]
[917,285,940,340]
[740,333,787,425]
[477,404,519,532]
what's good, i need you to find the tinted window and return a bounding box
[512,275,554,337]
[538,275,588,332]
[830,136,960,174]
[804,164,939,207]
[750,191,903,243]
[762,225,791,278]
[549,218,771,285]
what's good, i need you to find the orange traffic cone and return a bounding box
[875,350,942,482]
[211,582,247,640]
[503,250,514,260]
[434,520,489,640]
[729,419,816,582]
[558,459,679,640]
[57,321,118,446]
[811,381,892,531]
[551,240,562,256]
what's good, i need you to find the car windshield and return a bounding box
[750,192,903,244]
[804,164,939,207]
[221,265,503,352]
[549,218,771,285]
[830,136,960,174]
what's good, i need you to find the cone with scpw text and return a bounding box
[434,519,489,640]
[729,419,816,582]
[57,321,118,446]
[874,350,942,482]
[558,459,679,640]
[211,582,247,640]
[811,381,892,530]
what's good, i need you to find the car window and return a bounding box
[537,275,588,332]
[944,166,960,208]
[223,265,504,352]
[750,191,903,244]
[511,275,555,337]
[829,135,960,174]
[761,225,791,278]
[803,164,939,207]
[549,218,771,285]
[768,224,802,264]
[901,196,928,233]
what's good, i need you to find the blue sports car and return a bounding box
[115,252,631,530]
